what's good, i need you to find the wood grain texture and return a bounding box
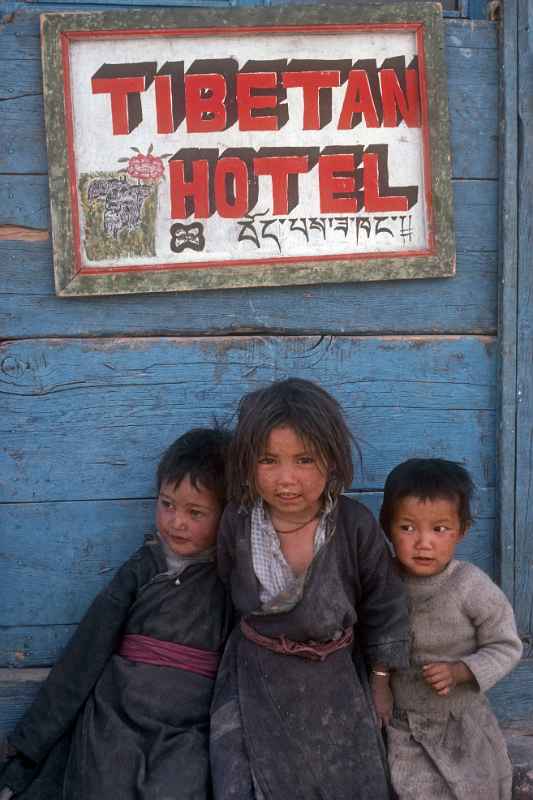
[488,659,533,723]
[0,499,154,630]
[497,0,518,601]
[0,177,51,229]
[0,335,496,503]
[0,226,48,242]
[446,25,498,179]
[0,670,49,737]
[514,0,533,633]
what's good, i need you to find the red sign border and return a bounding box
[60,22,434,279]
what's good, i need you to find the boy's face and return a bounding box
[389,495,465,577]
[156,476,222,557]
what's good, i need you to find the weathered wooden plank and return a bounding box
[0,500,153,629]
[0,12,498,179]
[1,176,50,229]
[0,334,496,401]
[446,32,498,179]
[0,226,48,242]
[0,670,49,736]
[0,487,497,665]
[0,247,498,336]
[2,402,491,499]
[0,627,76,670]
[497,0,518,600]
[0,335,496,504]
[0,94,45,175]
[514,0,533,633]
[453,179,497,251]
[1,335,496,404]
[446,19,497,48]
[488,659,533,723]
[0,60,42,102]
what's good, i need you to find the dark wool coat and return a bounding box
[210,496,410,800]
[3,535,231,800]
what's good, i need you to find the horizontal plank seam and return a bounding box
[0,226,48,242]
[0,333,498,343]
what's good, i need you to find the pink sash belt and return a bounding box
[118,633,220,679]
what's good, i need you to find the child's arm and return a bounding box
[423,564,523,696]
[369,665,394,726]
[352,507,409,725]
[355,509,410,671]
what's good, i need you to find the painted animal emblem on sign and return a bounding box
[170,222,205,253]
[87,178,153,239]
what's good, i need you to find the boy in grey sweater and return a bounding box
[380,458,522,800]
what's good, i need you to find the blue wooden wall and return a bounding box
[1,0,531,732]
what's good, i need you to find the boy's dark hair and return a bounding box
[157,427,232,504]
[227,378,355,507]
[379,458,475,536]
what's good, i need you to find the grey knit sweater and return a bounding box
[391,559,523,717]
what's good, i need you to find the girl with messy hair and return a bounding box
[211,378,409,800]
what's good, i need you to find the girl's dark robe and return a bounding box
[210,496,409,800]
[4,534,231,800]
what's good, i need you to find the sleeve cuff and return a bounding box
[366,638,410,670]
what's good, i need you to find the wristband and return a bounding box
[371,669,390,677]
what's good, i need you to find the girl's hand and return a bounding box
[422,661,475,696]
[370,671,393,727]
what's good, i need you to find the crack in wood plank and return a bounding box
[0,226,48,242]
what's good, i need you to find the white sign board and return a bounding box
[41,4,454,295]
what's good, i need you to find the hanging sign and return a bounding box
[41,3,455,296]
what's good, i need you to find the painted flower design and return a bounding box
[118,145,171,184]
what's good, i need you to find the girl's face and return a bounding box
[255,426,328,523]
[389,494,465,577]
[156,475,222,557]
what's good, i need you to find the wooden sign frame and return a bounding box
[41,3,455,296]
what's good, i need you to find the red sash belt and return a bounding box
[118,633,220,679]
[240,618,353,662]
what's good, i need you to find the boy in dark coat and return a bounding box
[0,427,232,800]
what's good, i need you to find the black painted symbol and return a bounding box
[170,222,205,253]
[400,215,414,243]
